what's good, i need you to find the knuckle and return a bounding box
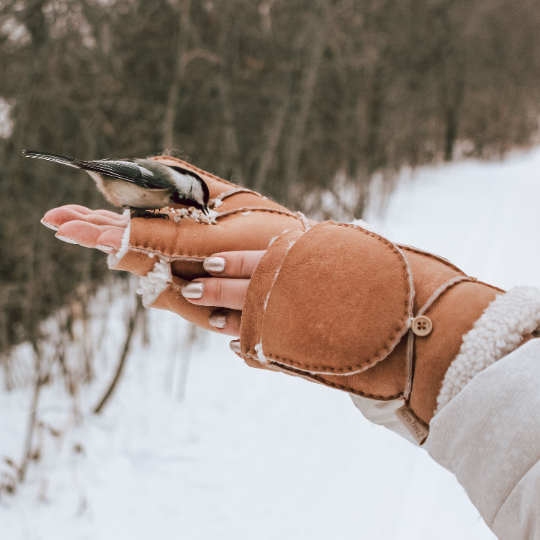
[238,253,247,277]
[229,312,242,335]
[211,278,225,305]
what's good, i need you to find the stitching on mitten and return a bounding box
[474,279,505,294]
[215,207,303,221]
[128,207,302,259]
[398,246,504,295]
[126,246,207,262]
[268,361,404,400]
[402,275,474,401]
[397,244,466,275]
[253,222,414,374]
[296,211,311,231]
[211,188,262,205]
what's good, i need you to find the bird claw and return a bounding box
[130,209,170,220]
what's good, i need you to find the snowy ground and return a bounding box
[3,148,540,540]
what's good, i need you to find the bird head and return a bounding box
[167,165,210,215]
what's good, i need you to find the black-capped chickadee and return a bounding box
[22,150,210,215]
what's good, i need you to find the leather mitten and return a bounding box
[108,156,313,331]
[239,221,505,444]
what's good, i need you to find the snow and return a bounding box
[4,147,540,539]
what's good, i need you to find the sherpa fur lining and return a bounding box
[107,211,131,269]
[136,258,172,308]
[436,286,540,414]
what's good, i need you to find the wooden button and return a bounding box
[411,315,433,337]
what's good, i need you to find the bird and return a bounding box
[22,150,210,216]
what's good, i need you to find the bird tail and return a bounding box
[22,150,81,169]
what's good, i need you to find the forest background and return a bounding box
[1,0,540,504]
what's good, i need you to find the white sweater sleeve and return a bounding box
[426,338,540,539]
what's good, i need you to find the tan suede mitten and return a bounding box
[108,156,313,331]
[239,222,504,444]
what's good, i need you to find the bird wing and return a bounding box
[79,160,171,190]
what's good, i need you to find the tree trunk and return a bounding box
[282,0,330,200]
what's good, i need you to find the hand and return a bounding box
[42,205,265,339]
[180,251,265,338]
[42,204,127,253]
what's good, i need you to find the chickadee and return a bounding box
[22,150,210,215]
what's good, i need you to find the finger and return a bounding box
[96,228,125,252]
[229,340,242,358]
[43,206,126,230]
[180,278,250,310]
[56,221,124,249]
[53,211,125,228]
[203,251,266,278]
[58,204,126,220]
[208,309,242,337]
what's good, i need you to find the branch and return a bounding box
[92,299,142,415]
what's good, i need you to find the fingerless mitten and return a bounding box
[239,222,504,443]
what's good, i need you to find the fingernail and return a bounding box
[209,311,228,329]
[41,219,59,231]
[96,244,114,252]
[203,257,226,274]
[55,234,79,245]
[229,340,241,354]
[180,282,204,299]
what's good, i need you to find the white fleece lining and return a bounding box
[107,220,131,269]
[436,286,540,414]
[254,343,267,364]
[136,258,172,308]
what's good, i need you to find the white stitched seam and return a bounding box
[403,275,472,400]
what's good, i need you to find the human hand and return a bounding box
[42,205,264,339]
[179,251,265,338]
[42,204,127,254]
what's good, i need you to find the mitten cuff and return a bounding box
[436,286,540,413]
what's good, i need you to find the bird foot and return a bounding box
[129,209,170,220]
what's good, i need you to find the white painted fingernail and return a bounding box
[229,340,241,354]
[41,219,59,231]
[209,311,227,329]
[181,282,204,299]
[203,257,226,274]
[96,244,114,252]
[55,234,79,245]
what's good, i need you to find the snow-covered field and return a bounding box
[3,148,540,540]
